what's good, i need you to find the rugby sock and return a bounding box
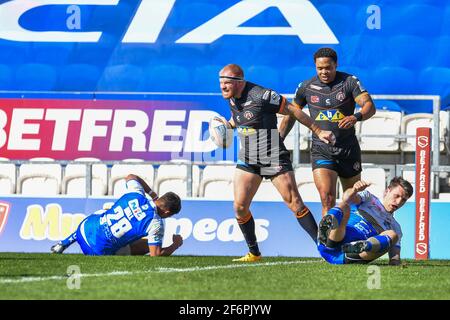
[237,213,260,256]
[295,207,318,242]
[326,207,343,225]
[60,231,77,248]
[365,235,392,253]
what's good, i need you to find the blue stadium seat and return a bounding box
[31,43,75,66]
[57,64,100,92]
[14,63,57,91]
[88,1,135,32]
[339,35,386,68]
[431,36,450,68]
[72,33,118,66]
[419,67,450,97]
[193,65,222,93]
[396,5,443,37]
[0,42,31,66]
[0,64,13,90]
[281,66,316,93]
[246,65,280,91]
[317,3,353,37]
[142,64,190,92]
[170,2,221,29]
[110,44,161,66]
[365,67,416,95]
[97,64,144,92]
[373,100,402,112]
[386,35,430,69]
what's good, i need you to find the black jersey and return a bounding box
[228,81,289,166]
[293,71,367,146]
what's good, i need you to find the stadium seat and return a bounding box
[14,63,57,91]
[18,158,61,195]
[317,3,353,37]
[295,167,320,202]
[199,164,235,200]
[58,64,100,92]
[154,162,200,198]
[72,33,118,66]
[97,64,144,92]
[31,43,75,66]
[400,113,448,152]
[110,44,161,66]
[419,67,450,97]
[253,179,284,201]
[0,41,31,66]
[142,64,190,92]
[359,111,402,152]
[431,36,450,68]
[110,160,155,197]
[192,64,222,93]
[88,1,134,31]
[246,65,280,91]
[0,158,15,194]
[402,166,435,199]
[341,35,386,69]
[361,167,386,198]
[369,67,417,94]
[281,66,316,93]
[386,35,430,69]
[63,158,107,197]
[0,64,13,90]
[396,5,443,37]
[170,2,220,29]
[439,193,450,200]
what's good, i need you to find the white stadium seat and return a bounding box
[400,112,448,152]
[0,158,15,194]
[199,164,235,200]
[62,158,107,196]
[295,167,320,202]
[361,167,387,198]
[277,109,311,151]
[402,166,435,200]
[154,162,200,198]
[359,111,401,152]
[18,158,61,195]
[110,159,154,197]
[253,179,284,201]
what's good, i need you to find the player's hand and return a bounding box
[352,180,371,192]
[338,115,357,129]
[318,130,336,145]
[172,234,183,248]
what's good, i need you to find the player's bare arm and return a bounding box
[340,180,371,207]
[149,234,183,256]
[280,102,336,144]
[126,174,158,200]
[278,114,296,141]
[388,246,401,266]
[338,93,376,129]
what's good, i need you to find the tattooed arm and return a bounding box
[338,93,376,129]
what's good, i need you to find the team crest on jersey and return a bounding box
[311,96,320,103]
[0,202,11,235]
[336,91,346,101]
[243,110,254,120]
[315,110,345,122]
[353,161,361,171]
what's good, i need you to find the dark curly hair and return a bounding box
[314,47,338,63]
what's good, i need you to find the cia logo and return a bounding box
[418,136,429,148]
[243,111,254,120]
[336,92,345,101]
[353,161,361,171]
[416,243,427,255]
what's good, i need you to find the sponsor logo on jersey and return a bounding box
[311,96,320,103]
[262,90,270,101]
[269,91,281,105]
[336,91,346,101]
[0,202,10,235]
[325,98,331,105]
[243,100,253,107]
[310,84,322,90]
[315,110,345,122]
[237,126,257,136]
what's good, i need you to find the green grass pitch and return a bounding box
[1,253,450,300]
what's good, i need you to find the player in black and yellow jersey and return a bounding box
[280,48,376,216]
[219,64,336,262]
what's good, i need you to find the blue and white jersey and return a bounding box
[147,213,164,246]
[81,179,158,254]
[354,190,403,248]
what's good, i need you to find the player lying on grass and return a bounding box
[317,177,413,265]
[51,174,183,256]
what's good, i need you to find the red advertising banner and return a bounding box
[415,127,431,260]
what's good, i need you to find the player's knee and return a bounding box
[385,230,399,245]
[233,202,248,216]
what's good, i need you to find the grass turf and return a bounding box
[1,253,450,300]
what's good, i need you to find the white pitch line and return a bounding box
[0,260,320,284]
